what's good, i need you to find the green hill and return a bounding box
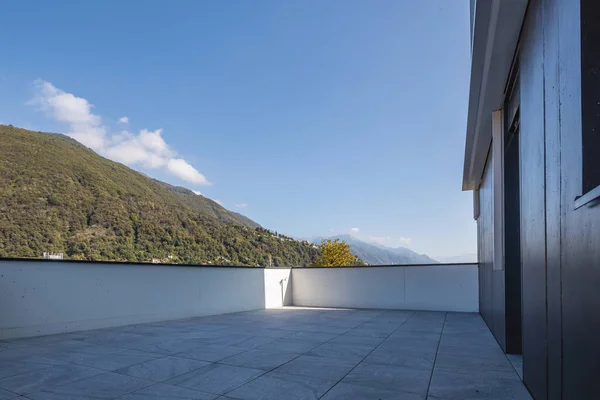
[0,125,318,266]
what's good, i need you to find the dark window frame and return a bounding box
[576,0,600,209]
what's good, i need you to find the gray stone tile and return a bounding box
[345,328,391,338]
[27,343,123,361]
[436,343,505,360]
[362,349,434,370]
[386,331,441,343]
[0,388,18,400]
[191,334,254,347]
[164,364,263,395]
[434,353,516,379]
[287,331,337,343]
[376,341,438,360]
[75,333,157,349]
[305,343,372,363]
[260,339,318,354]
[0,361,54,380]
[117,356,211,382]
[329,335,383,347]
[0,363,103,394]
[134,340,211,356]
[231,337,277,350]
[220,349,299,371]
[274,355,355,381]
[0,308,532,399]
[428,369,532,400]
[507,354,523,380]
[227,371,335,400]
[343,363,431,397]
[119,383,217,399]
[0,349,67,366]
[174,345,245,362]
[59,349,163,371]
[321,382,423,400]
[27,372,153,399]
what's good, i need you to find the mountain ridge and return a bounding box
[0,125,317,266]
[312,234,439,265]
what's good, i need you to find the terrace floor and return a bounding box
[0,307,531,400]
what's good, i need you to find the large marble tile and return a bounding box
[59,349,163,371]
[259,339,318,354]
[119,382,217,400]
[0,363,103,394]
[27,372,153,399]
[344,328,391,338]
[0,360,54,380]
[287,331,337,343]
[328,335,383,347]
[174,345,245,362]
[220,349,299,371]
[343,363,431,397]
[231,337,277,350]
[274,355,355,381]
[117,356,210,382]
[321,382,423,400]
[0,349,67,366]
[362,349,434,370]
[305,343,372,363]
[227,371,335,400]
[164,364,263,395]
[428,369,532,400]
[434,353,516,378]
[133,340,212,356]
[0,388,19,400]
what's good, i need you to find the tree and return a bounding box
[312,239,358,266]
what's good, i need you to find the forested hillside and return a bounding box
[0,125,318,266]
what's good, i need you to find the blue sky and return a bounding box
[0,0,475,258]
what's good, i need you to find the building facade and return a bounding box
[464,0,600,399]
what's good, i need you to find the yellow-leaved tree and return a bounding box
[312,239,360,266]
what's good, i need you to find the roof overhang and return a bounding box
[462,0,529,190]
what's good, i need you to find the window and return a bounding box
[576,0,600,209]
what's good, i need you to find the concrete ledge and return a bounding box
[0,261,272,339]
[291,264,479,312]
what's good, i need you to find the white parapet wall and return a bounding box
[0,261,478,339]
[291,264,479,312]
[0,261,279,339]
[263,268,293,308]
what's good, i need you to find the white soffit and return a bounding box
[462,0,528,190]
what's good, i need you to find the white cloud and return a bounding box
[349,228,360,233]
[167,159,209,185]
[365,235,412,247]
[31,79,106,149]
[235,203,248,208]
[192,190,202,195]
[399,236,412,245]
[212,199,223,206]
[31,80,209,185]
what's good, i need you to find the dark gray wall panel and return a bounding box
[520,0,548,398]
[478,150,495,335]
[561,0,600,397]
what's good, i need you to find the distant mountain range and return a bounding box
[312,235,439,265]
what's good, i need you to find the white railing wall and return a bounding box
[0,261,477,339]
[292,264,479,312]
[0,261,292,339]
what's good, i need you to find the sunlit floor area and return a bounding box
[0,307,530,399]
